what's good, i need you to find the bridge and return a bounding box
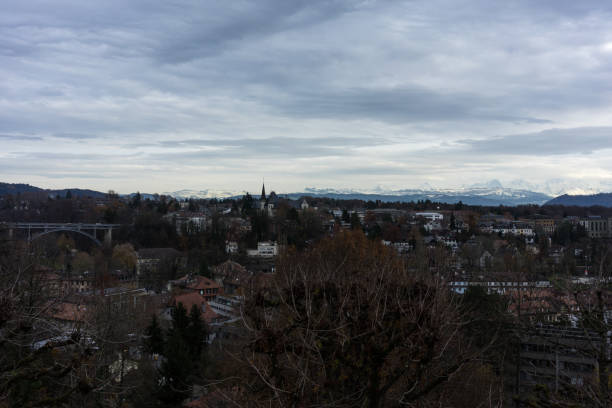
[1,222,121,246]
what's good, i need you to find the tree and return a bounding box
[169,302,190,338]
[341,209,350,223]
[0,240,96,406]
[112,243,137,272]
[242,193,255,216]
[72,250,94,273]
[156,302,208,405]
[239,230,493,407]
[144,315,164,355]
[158,331,193,404]
[350,212,361,229]
[130,191,142,209]
[185,304,207,359]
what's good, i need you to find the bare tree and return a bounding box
[0,236,151,407]
[237,231,499,408]
[0,238,95,407]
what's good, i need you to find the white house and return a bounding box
[225,241,238,254]
[415,212,444,221]
[247,241,279,257]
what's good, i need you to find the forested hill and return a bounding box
[0,182,106,198]
[0,183,44,195]
[545,193,612,207]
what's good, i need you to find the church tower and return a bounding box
[260,182,266,201]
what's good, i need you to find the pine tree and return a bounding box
[186,304,207,359]
[144,315,164,355]
[158,331,193,404]
[350,212,361,229]
[169,302,190,338]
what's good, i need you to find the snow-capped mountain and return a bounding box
[163,189,243,199]
[505,179,612,196]
[467,179,504,190]
[162,179,612,206]
[304,182,547,199]
[165,182,552,205]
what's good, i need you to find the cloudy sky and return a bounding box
[2,0,612,194]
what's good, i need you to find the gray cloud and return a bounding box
[459,127,612,155]
[153,0,362,63]
[52,132,98,140]
[0,134,42,141]
[2,0,612,192]
[271,87,552,124]
[152,136,388,160]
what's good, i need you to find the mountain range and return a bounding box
[161,179,612,206]
[3,180,612,207]
[163,183,554,206]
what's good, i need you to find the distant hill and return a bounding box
[0,183,44,195]
[0,182,106,199]
[51,188,107,199]
[545,193,612,207]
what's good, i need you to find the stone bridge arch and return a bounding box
[31,228,103,246]
[3,223,119,247]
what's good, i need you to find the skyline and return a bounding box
[2,1,612,193]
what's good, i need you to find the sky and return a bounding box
[2,0,612,194]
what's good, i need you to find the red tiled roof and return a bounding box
[172,293,219,324]
[187,275,221,291]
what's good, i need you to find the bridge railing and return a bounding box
[2,222,121,229]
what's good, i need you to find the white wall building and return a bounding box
[247,241,279,257]
[415,212,444,221]
[225,241,238,254]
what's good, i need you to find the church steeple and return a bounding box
[260,182,266,200]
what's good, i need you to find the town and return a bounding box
[4,0,612,405]
[1,183,611,407]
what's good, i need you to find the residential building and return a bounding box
[579,216,611,238]
[225,241,238,254]
[415,212,443,221]
[212,260,251,295]
[247,241,279,257]
[516,326,604,391]
[171,275,221,302]
[171,292,222,325]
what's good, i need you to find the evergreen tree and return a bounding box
[341,209,350,223]
[158,332,193,404]
[198,258,210,278]
[130,191,142,209]
[241,193,254,215]
[185,304,207,359]
[169,302,190,338]
[144,315,164,355]
[155,303,207,405]
[350,212,361,229]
